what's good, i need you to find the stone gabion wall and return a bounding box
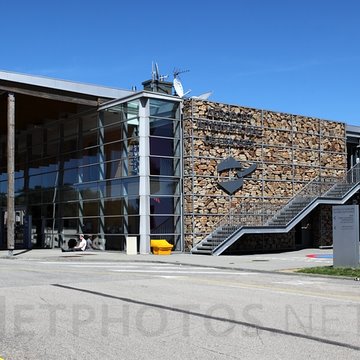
[311,205,333,247]
[183,99,347,251]
[223,231,296,254]
[311,194,360,248]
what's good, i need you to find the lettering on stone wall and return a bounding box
[207,107,253,122]
[196,106,263,148]
[204,136,254,148]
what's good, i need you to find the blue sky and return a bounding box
[2,0,360,124]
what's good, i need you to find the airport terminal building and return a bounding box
[0,69,359,255]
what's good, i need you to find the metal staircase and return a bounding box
[191,164,360,256]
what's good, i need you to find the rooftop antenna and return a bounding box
[152,61,168,82]
[173,68,191,98]
[151,61,157,81]
[155,62,160,80]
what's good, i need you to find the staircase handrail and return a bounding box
[223,175,326,229]
[266,163,360,227]
[345,162,360,184]
[193,163,360,254]
[199,173,338,247]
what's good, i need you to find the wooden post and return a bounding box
[7,93,15,256]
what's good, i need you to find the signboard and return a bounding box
[332,205,360,268]
[195,106,263,148]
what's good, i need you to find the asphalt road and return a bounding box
[0,258,359,359]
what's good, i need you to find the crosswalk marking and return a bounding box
[38,261,253,276]
[252,256,332,263]
[112,269,251,275]
[273,280,326,286]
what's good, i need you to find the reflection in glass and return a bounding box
[150,157,180,176]
[0,96,183,251]
[103,101,139,125]
[104,197,139,216]
[83,201,99,216]
[29,175,42,190]
[42,188,55,203]
[63,168,78,185]
[82,113,98,132]
[42,172,57,188]
[82,146,99,166]
[150,177,180,195]
[150,215,176,234]
[150,118,179,137]
[81,164,100,182]
[62,202,78,217]
[150,196,180,214]
[150,137,179,156]
[15,177,24,192]
[106,178,139,197]
[63,153,79,169]
[150,100,178,118]
[83,217,99,234]
[78,183,99,200]
[104,142,122,162]
[105,159,123,179]
[104,124,121,144]
[60,186,78,202]
[104,216,123,234]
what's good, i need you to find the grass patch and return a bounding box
[296,266,360,278]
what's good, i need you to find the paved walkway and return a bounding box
[0,248,333,273]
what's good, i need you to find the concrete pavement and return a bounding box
[0,247,334,273]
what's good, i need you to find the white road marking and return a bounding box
[111,269,252,275]
[37,261,254,276]
[252,256,332,262]
[273,280,326,286]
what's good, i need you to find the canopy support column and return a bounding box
[7,92,15,256]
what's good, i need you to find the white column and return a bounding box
[139,98,150,254]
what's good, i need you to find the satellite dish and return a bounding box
[191,91,213,100]
[173,68,191,97]
[173,77,184,97]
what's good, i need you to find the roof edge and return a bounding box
[0,69,134,99]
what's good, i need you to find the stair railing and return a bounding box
[265,176,338,226]
[198,175,335,252]
[267,162,360,226]
[346,162,360,184]
[194,163,360,253]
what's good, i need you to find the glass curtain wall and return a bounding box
[0,96,182,251]
[149,99,181,249]
[101,101,140,250]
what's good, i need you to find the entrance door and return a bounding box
[0,208,34,249]
[295,216,312,249]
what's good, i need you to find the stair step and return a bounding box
[191,249,212,255]
[205,242,222,246]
